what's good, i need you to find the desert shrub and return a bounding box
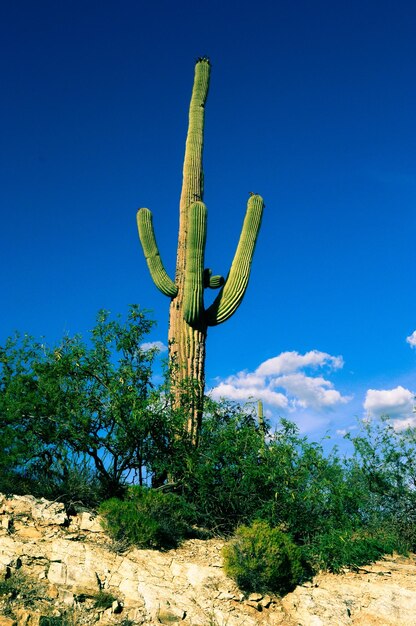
[223,520,305,594]
[39,617,72,626]
[347,418,416,552]
[99,486,195,549]
[177,400,270,532]
[2,456,104,510]
[0,570,44,605]
[93,590,118,608]
[179,407,368,542]
[304,526,404,573]
[252,420,373,547]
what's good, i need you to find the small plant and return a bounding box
[0,569,44,606]
[39,617,72,626]
[99,486,195,550]
[223,520,305,595]
[93,590,117,609]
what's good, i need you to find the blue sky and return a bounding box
[1,0,415,442]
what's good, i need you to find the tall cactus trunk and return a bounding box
[137,59,264,445]
[168,59,209,442]
[168,314,206,442]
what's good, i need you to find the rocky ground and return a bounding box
[0,493,416,625]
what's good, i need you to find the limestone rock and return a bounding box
[30,499,67,527]
[281,556,416,625]
[78,511,104,533]
[248,592,263,601]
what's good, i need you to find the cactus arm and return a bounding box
[183,201,207,327]
[208,275,225,289]
[205,194,264,326]
[203,269,225,289]
[136,208,178,298]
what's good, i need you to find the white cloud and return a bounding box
[256,350,343,376]
[391,416,416,431]
[140,340,168,353]
[406,331,416,348]
[209,349,351,431]
[364,385,414,419]
[272,373,351,410]
[335,424,358,437]
[210,382,288,408]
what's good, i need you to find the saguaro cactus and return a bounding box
[137,58,264,442]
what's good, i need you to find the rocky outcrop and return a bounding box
[1,493,416,625]
[282,557,416,625]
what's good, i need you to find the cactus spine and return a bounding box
[137,58,264,442]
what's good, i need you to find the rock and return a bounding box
[112,599,123,613]
[13,525,42,541]
[248,592,263,601]
[156,601,186,623]
[261,594,273,608]
[218,591,236,600]
[78,512,104,533]
[47,561,67,586]
[14,608,42,625]
[4,496,36,516]
[0,617,16,626]
[46,583,59,598]
[30,499,67,526]
[246,600,262,611]
[281,561,416,625]
[59,588,75,605]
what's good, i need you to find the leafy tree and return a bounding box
[347,417,416,550]
[0,306,169,499]
[256,420,365,543]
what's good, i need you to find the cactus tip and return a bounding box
[195,56,211,66]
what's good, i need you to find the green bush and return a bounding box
[0,570,44,605]
[223,520,305,594]
[177,400,271,532]
[39,618,72,626]
[304,526,403,573]
[99,486,195,550]
[179,407,368,540]
[93,590,117,609]
[0,457,104,510]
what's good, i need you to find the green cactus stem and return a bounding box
[183,201,207,328]
[205,194,264,325]
[136,58,264,444]
[136,208,177,298]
